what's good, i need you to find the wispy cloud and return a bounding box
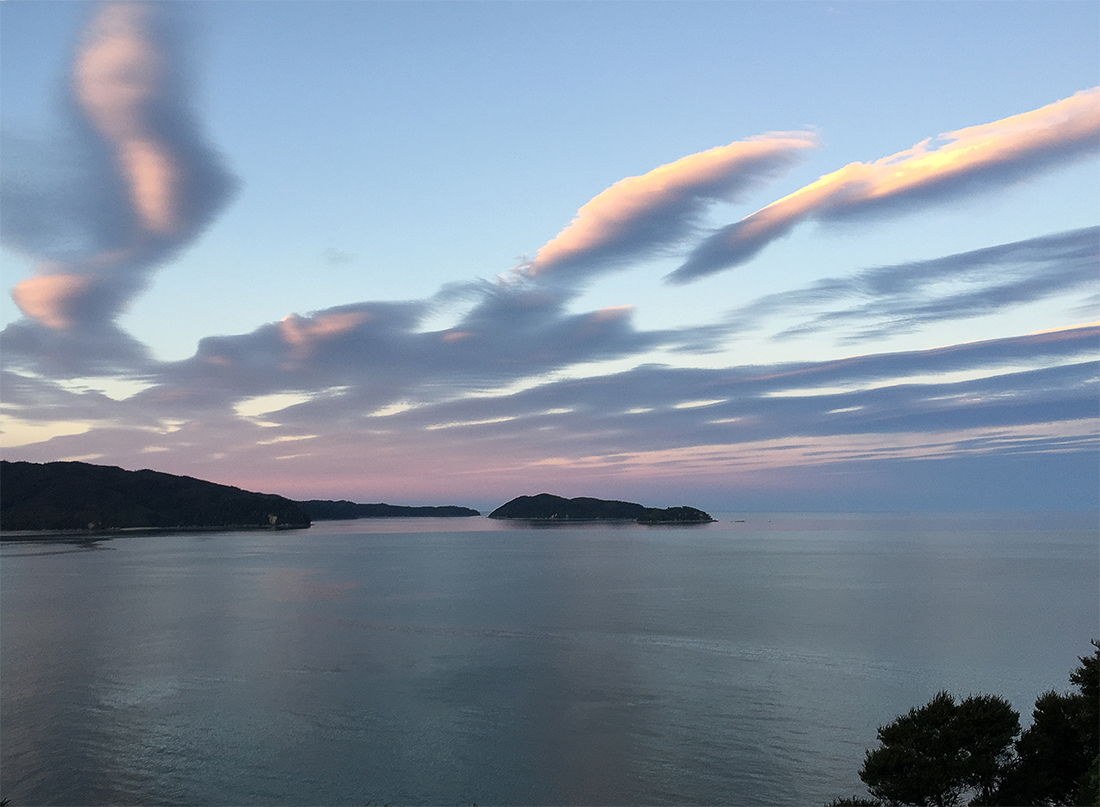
[724,227,1100,341]
[2,7,1095,509]
[369,325,1099,446]
[8,325,1095,505]
[671,88,1100,282]
[3,2,234,332]
[126,282,670,418]
[6,209,1095,457]
[525,132,818,281]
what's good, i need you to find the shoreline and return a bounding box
[0,523,313,541]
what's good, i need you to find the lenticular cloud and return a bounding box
[6,2,235,332]
[524,132,818,281]
[671,87,1100,283]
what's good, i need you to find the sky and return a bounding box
[1,0,1098,513]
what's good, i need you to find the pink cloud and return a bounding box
[280,311,373,349]
[672,88,1100,282]
[526,132,818,279]
[9,2,234,331]
[74,2,183,237]
[11,273,98,331]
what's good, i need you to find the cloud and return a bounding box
[2,2,235,331]
[1,6,1094,509]
[378,324,1100,442]
[724,227,1100,341]
[116,281,673,419]
[268,327,1094,499]
[279,310,374,362]
[671,88,1100,282]
[8,273,99,331]
[0,318,153,379]
[7,324,1095,509]
[525,132,818,281]
[171,322,1100,442]
[7,213,1094,449]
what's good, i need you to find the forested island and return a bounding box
[298,500,480,520]
[0,460,310,532]
[0,461,479,534]
[0,462,711,534]
[488,493,715,523]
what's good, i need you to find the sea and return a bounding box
[2,512,1097,806]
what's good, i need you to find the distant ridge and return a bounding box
[488,493,714,523]
[297,500,480,520]
[0,460,310,533]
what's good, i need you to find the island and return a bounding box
[0,460,311,533]
[636,505,717,524]
[488,493,715,524]
[296,500,480,520]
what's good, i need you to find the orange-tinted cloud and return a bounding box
[672,88,1100,282]
[8,1,234,331]
[10,274,97,331]
[526,132,818,279]
[280,311,372,359]
[74,2,182,236]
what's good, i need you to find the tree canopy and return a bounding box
[993,640,1100,806]
[830,641,1100,807]
[0,460,310,532]
[859,692,1019,807]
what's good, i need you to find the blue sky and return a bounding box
[1,1,1097,511]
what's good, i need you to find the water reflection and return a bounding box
[2,519,1097,805]
[0,537,115,557]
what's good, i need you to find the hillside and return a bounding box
[488,494,714,523]
[489,494,645,521]
[0,460,311,532]
[297,500,480,520]
[636,506,716,524]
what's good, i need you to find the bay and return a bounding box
[2,512,1097,806]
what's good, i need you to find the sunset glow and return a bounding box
[1,1,1096,511]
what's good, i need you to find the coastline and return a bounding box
[0,523,313,542]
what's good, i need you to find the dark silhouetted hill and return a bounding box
[0,460,310,532]
[488,493,714,523]
[489,493,646,520]
[297,500,479,520]
[636,505,715,524]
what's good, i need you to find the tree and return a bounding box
[993,640,1100,806]
[828,642,1100,807]
[858,691,1020,807]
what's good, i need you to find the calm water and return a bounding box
[2,512,1097,806]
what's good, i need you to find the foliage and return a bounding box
[488,493,648,520]
[298,499,480,519]
[1077,754,1099,807]
[828,641,1100,807]
[636,506,715,523]
[858,692,1019,807]
[487,494,714,523]
[993,640,1099,805]
[0,460,311,532]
